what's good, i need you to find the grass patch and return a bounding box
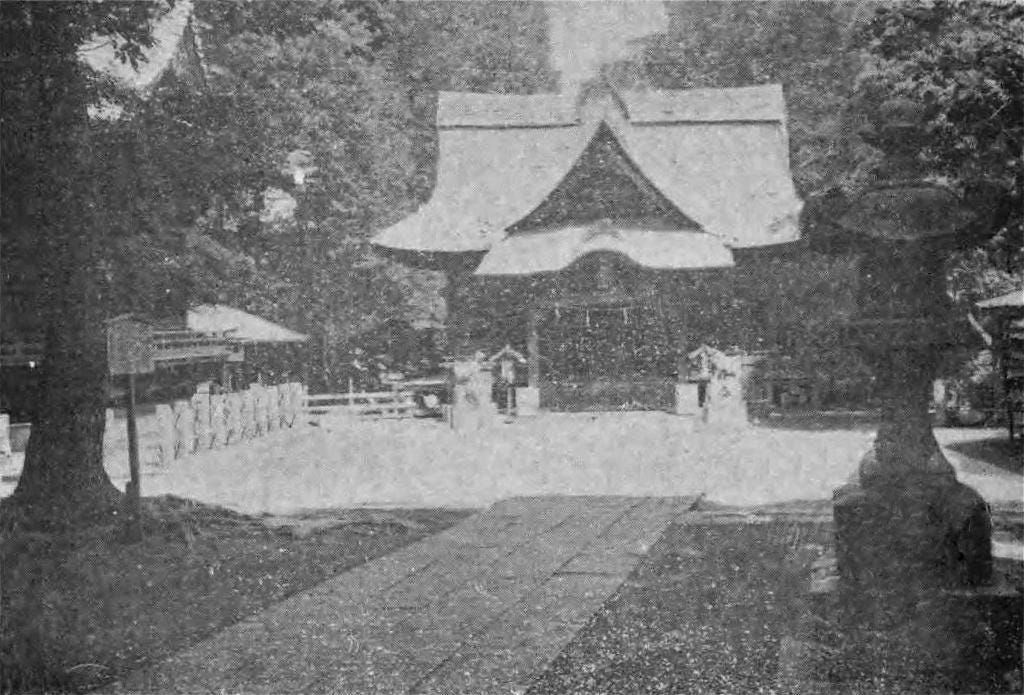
[1,495,471,694]
[527,513,1023,695]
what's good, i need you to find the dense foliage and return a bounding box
[852,1,1023,301]
[192,0,554,388]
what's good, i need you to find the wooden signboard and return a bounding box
[107,316,155,376]
[105,315,153,541]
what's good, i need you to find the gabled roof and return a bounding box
[374,119,596,253]
[509,122,699,232]
[373,84,802,261]
[977,288,1024,310]
[186,305,307,343]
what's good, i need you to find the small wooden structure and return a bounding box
[977,289,1024,442]
[0,306,306,449]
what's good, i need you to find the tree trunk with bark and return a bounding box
[2,5,123,529]
[7,230,123,529]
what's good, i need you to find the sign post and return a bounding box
[107,316,155,542]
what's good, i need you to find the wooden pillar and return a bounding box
[443,270,459,356]
[527,308,540,388]
[124,374,143,541]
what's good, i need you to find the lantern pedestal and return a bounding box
[833,334,993,591]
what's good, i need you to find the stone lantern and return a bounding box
[812,98,994,593]
[792,98,1022,689]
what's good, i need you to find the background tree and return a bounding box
[195,0,556,388]
[850,0,1023,299]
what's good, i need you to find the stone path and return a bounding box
[108,495,692,694]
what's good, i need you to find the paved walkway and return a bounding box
[108,495,692,694]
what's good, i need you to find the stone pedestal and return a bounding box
[833,475,992,591]
[831,340,994,591]
[450,358,497,431]
[674,382,700,416]
[0,413,11,459]
[517,386,540,416]
[709,373,747,425]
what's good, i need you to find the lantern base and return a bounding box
[833,475,993,591]
[776,478,1020,693]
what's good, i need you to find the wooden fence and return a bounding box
[104,382,306,466]
[303,388,421,420]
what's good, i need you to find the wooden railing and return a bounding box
[304,390,419,419]
[303,378,449,421]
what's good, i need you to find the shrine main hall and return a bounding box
[374,83,803,412]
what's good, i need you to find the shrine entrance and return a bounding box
[536,300,675,411]
[523,253,678,412]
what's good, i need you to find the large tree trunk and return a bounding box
[8,270,122,530]
[4,7,122,529]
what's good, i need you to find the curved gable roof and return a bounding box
[373,84,802,255]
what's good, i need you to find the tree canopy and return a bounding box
[851,1,1023,301]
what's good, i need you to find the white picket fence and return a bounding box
[104,382,306,466]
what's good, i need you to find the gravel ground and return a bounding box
[526,512,1023,695]
[526,514,832,695]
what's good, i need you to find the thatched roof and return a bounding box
[374,84,802,270]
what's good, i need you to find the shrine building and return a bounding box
[374,83,802,411]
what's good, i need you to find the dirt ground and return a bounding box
[10,413,1009,515]
[0,497,470,693]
